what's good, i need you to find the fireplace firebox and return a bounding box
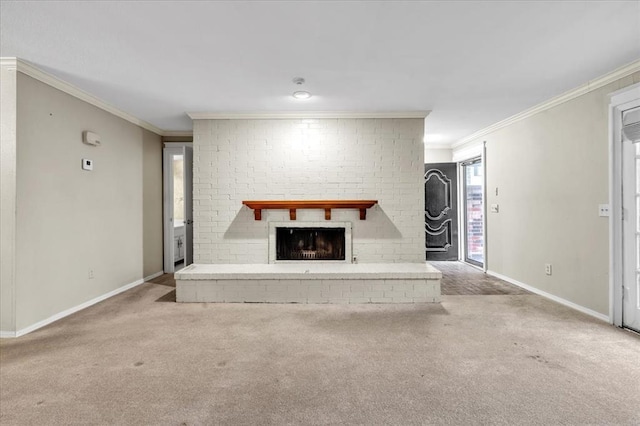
[276,227,346,261]
[269,221,352,263]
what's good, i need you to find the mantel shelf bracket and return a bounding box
[242,200,378,221]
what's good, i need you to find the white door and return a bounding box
[622,106,640,332]
[183,146,194,266]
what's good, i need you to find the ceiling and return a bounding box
[1,1,639,146]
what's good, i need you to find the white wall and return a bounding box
[425,148,452,163]
[142,132,163,277]
[193,118,425,264]
[0,62,17,333]
[3,73,163,333]
[456,71,640,316]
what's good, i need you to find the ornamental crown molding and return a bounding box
[0,57,18,70]
[188,111,430,120]
[161,131,194,137]
[452,58,640,149]
[0,57,193,137]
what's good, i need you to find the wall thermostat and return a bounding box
[82,158,93,171]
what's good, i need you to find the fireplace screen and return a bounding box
[276,227,346,261]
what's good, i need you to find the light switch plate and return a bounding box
[82,158,93,171]
[598,204,610,217]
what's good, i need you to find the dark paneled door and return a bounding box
[425,163,458,260]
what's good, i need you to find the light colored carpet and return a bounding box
[1,280,639,425]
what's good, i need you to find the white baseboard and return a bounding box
[1,277,147,339]
[486,270,610,323]
[144,270,164,282]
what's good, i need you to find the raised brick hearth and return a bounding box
[176,263,441,303]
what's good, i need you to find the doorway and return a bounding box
[462,158,484,268]
[621,108,640,332]
[424,163,459,261]
[610,84,640,332]
[163,144,193,273]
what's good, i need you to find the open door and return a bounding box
[183,146,193,266]
[462,158,484,268]
[621,106,640,332]
[611,86,640,331]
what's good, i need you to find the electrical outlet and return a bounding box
[598,204,610,217]
[88,269,94,279]
[545,264,552,276]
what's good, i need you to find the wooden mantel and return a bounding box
[242,200,378,221]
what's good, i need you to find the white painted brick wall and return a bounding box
[192,118,425,264]
[176,278,441,304]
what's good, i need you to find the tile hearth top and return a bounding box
[175,263,442,281]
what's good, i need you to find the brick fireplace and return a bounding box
[175,115,442,303]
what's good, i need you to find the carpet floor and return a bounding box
[1,273,639,425]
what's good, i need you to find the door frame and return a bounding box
[162,142,193,273]
[461,157,484,268]
[608,83,640,326]
[454,142,487,271]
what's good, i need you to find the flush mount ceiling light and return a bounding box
[292,77,311,100]
[293,90,311,99]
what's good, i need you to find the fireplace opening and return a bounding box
[276,227,345,261]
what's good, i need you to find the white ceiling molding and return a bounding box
[3,3,639,139]
[2,57,172,136]
[453,58,640,149]
[162,131,193,137]
[188,111,430,120]
[163,142,193,148]
[0,57,18,70]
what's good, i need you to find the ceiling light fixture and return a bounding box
[293,90,311,99]
[292,77,311,100]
